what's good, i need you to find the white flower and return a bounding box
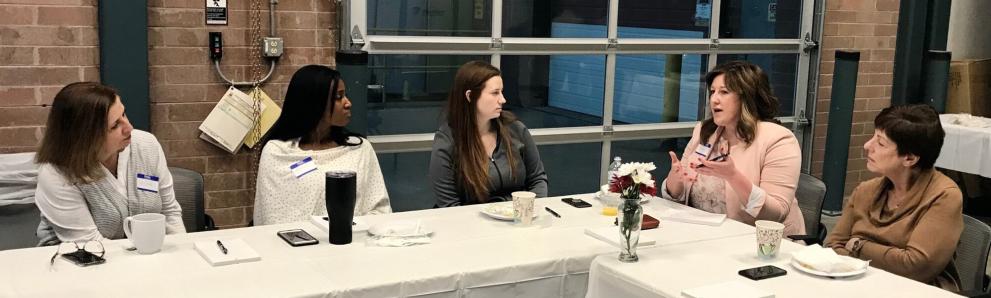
[617,162,656,183]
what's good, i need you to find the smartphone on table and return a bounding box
[561,197,592,208]
[62,250,106,267]
[277,229,319,247]
[738,265,787,280]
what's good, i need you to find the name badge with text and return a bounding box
[136,174,160,193]
[290,157,317,178]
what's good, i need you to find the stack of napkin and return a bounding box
[792,244,869,274]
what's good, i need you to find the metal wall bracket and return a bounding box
[350,25,365,48]
[490,38,503,50]
[602,125,614,136]
[607,38,618,49]
[793,109,811,132]
[802,33,818,53]
[709,38,719,50]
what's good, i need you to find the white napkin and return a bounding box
[366,235,432,247]
[792,244,868,273]
[654,206,726,226]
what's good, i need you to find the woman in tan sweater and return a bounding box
[825,104,963,291]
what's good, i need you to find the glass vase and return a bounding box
[618,196,643,262]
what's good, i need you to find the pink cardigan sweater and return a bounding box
[663,121,806,236]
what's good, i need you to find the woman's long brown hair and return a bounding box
[445,61,518,203]
[36,82,118,184]
[700,61,781,146]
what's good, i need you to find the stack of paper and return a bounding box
[199,86,281,153]
[654,206,726,226]
[682,281,774,298]
[584,227,656,248]
[194,238,261,266]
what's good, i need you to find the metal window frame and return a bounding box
[351,0,821,181]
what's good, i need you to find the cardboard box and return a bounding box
[947,59,991,117]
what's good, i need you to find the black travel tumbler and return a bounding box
[325,171,357,245]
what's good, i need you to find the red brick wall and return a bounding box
[0,0,336,228]
[0,0,99,153]
[811,0,899,196]
[148,0,335,228]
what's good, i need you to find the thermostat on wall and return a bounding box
[206,0,228,25]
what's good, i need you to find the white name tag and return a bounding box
[693,144,712,158]
[136,174,160,193]
[290,157,317,178]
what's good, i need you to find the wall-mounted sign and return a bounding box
[695,0,711,27]
[206,0,228,25]
[768,0,777,22]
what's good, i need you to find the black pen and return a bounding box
[216,240,228,254]
[545,207,561,218]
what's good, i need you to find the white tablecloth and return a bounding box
[936,114,991,178]
[585,234,963,298]
[0,194,754,298]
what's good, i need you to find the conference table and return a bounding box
[0,194,753,298]
[0,193,959,297]
[936,114,991,178]
[585,235,962,298]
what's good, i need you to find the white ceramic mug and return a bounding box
[124,213,166,254]
[755,220,785,259]
[512,191,537,226]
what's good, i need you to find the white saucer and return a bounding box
[481,203,538,221]
[790,257,868,278]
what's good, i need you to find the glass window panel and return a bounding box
[613,54,708,124]
[716,54,798,117]
[503,0,608,38]
[611,137,693,184]
[617,0,711,38]
[379,143,602,212]
[368,0,492,37]
[367,55,488,135]
[539,142,602,196]
[378,151,433,212]
[500,55,606,129]
[719,0,801,39]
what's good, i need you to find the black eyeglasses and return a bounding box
[49,240,105,269]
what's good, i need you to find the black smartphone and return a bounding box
[277,229,319,247]
[696,153,729,168]
[561,197,592,208]
[61,250,106,267]
[738,265,787,280]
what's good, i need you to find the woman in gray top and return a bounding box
[429,61,548,207]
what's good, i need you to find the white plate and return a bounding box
[789,257,869,278]
[595,190,654,204]
[368,220,433,237]
[481,203,538,221]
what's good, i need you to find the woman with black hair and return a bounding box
[253,65,390,225]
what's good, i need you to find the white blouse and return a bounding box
[34,141,186,243]
[253,137,391,225]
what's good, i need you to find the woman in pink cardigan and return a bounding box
[660,61,805,236]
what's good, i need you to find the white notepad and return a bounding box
[682,281,774,298]
[584,227,657,248]
[194,238,261,266]
[655,206,726,226]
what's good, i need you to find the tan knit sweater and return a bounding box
[825,169,963,291]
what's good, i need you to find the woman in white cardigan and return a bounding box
[253,65,391,225]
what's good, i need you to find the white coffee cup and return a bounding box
[124,213,166,254]
[512,191,537,226]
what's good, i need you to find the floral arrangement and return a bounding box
[608,162,657,262]
[608,162,657,199]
